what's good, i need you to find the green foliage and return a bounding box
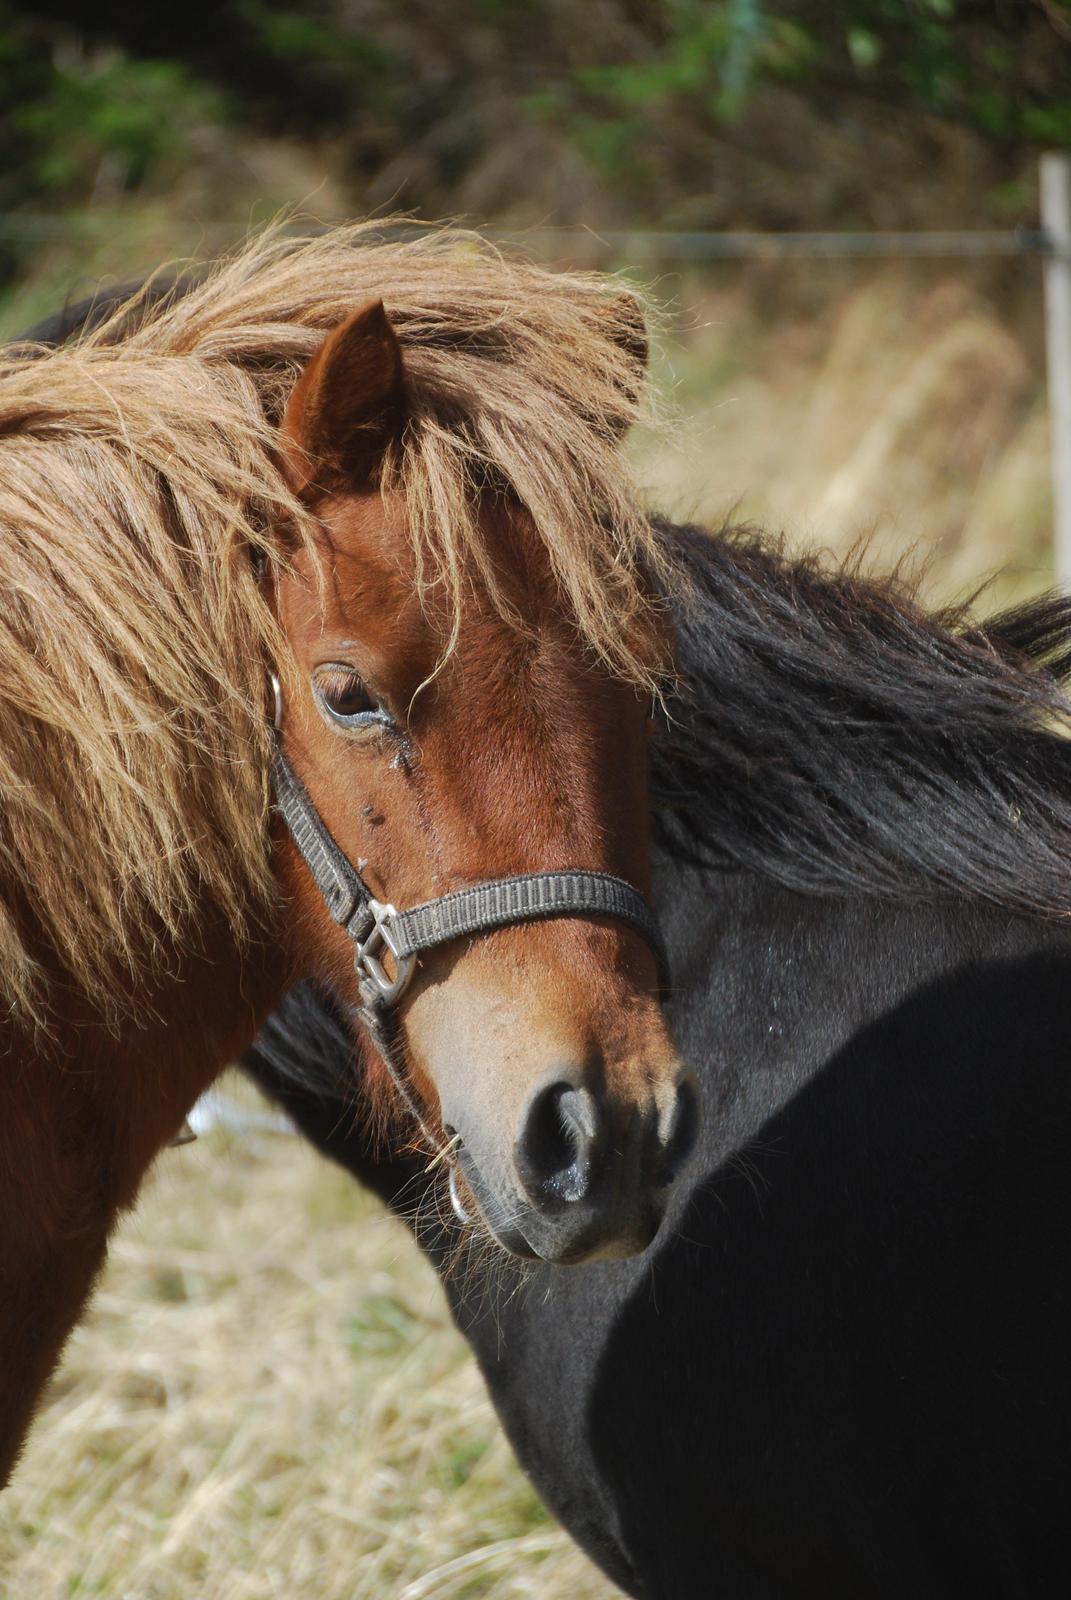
[0,8,228,213]
[235,0,398,111]
[0,0,1067,257]
[12,54,224,196]
[554,1,1071,177]
[578,0,765,121]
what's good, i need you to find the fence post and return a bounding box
[1041,152,1071,591]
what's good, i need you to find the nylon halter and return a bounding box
[268,680,667,1043]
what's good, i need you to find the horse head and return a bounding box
[270,299,696,1264]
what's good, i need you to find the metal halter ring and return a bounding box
[353,899,416,1006]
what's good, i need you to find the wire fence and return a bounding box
[525,229,1055,261]
[2,161,1069,578]
[0,212,1059,261]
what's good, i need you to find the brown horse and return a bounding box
[0,222,690,1482]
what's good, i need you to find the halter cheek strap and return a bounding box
[270,745,668,1025]
[270,705,667,1174]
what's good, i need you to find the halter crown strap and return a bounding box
[270,746,667,1014]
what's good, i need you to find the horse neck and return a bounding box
[655,857,1071,1173]
[0,912,288,1482]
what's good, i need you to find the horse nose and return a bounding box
[513,1071,699,1221]
[514,1077,598,1206]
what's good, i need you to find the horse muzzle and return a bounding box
[445,1070,699,1264]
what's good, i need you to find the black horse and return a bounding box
[246,521,1071,1600]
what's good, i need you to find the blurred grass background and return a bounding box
[1,1089,617,1598]
[1,2,1069,1595]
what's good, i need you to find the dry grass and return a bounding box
[633,267,1053,611]
[0,1079,621,1598]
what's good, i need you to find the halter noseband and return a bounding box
[268,679,667,1030]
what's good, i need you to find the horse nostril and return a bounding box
[658,1076,699,1186]
[515,1080,597,1206]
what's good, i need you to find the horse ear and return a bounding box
[282,300,406,495]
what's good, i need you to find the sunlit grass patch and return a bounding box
[0,1079,620,1599]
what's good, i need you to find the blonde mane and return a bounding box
[0,219,672,1025]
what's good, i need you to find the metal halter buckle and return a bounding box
[354,898,416,1006]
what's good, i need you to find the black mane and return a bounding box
[14,275,191,352]
[655,519,1071,918]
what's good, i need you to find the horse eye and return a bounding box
[313,664,383,726]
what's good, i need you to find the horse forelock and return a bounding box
[75,219,676,688]
[0,218,670,1025]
